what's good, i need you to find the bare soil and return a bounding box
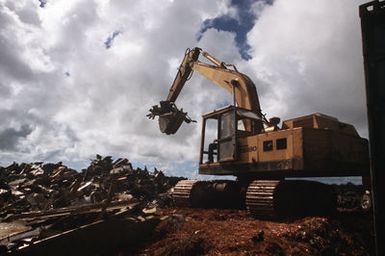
[126,208,374,256]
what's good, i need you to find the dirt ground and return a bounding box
[124,207,374,256]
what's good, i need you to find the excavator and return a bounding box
[147,47,369,217]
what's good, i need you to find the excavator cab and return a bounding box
[200,105,261,164]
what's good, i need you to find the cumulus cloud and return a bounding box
[245,0,368,136]
[198,0,272,59]
[0,0,369,178]
[0,125,33,151]
[0,0,240,174]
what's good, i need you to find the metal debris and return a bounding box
[0,155,185,254]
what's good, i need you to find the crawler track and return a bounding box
[172,180,199,207]
[172,179,336,218]
[173,180,242,208]
[245,180,280,217]
[246,179,337,217]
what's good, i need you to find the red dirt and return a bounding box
[132,208,374,256]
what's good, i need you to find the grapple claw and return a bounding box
[147,101,194,134]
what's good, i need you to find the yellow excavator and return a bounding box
[148,47,369,217]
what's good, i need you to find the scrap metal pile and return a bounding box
[0,155,184,255]
[0,155,183,216]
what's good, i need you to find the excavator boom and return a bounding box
[148,47,265,134]
[166,48,201,102]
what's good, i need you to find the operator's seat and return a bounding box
[207,141,218,163]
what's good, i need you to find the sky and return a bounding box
[0,0,369,178]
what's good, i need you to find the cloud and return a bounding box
[0,0,369,179]
[245,0,368,137]
[198,0,272,60]
[0,125,33,151]
[0,0,238,174]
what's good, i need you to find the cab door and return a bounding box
[218,111,237,161]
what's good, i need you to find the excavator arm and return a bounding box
[147,47,266,134]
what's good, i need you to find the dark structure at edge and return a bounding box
[360,1,385,255]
